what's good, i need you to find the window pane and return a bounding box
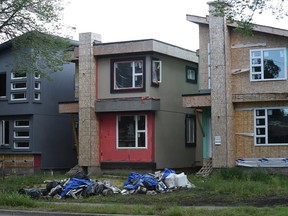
[138,116,145,130]
[257,137,265,144]
[115,62,133,88]
[256,110,265,116]
[256,119,265,126]
[252,58,261,65]
[137,132,146,147]
[14,141,29,148]
[135,75,143,87]
[263,50,285,79]
[14,131,29,138]
[252,51,261,58]
[15,120,29,127]
[256,128,265,135]
[268,109,288,144]
[252,66,261,72]
[0,121,9,144]
[186,115,195,144]
[118,116,135,147]
[252,74,261,80]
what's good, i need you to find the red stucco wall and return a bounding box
[99,112,154,162]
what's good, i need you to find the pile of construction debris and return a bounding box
[19,168,194,199]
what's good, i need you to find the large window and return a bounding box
[255,108,288,145]
[111,57,145,93]
[250,48,287,81]
[185,115,196,147]
[117,115,147,149]
[0,120,9,146]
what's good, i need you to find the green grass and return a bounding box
[1,168,288,215]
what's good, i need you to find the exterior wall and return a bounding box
[0,43,77,171]
[231,31,288,95]
[151,55,198,169]
[99,112,154,162]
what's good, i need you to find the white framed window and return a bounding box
[0,120,9,146]
[14,120,29,128]
[116,115,147,149]
[14,131,29,138]
[34,93,40,100]
[112,57,145,93]
[152,60,162,85]
[11,72,27,80]
[250,48,287,81]
[11,82,27,90]
[34,82,41,90]
[14,141,29,149]
[254,107,288,145]
[34,73,40,79]
[11,92,26,101]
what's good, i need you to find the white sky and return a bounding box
[62,0,288,51]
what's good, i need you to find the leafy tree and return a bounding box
[0,0,74,78]
[211,0,288,36]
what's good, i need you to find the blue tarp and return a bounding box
[60,178,93,198]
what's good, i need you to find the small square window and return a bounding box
[186,66,197,84]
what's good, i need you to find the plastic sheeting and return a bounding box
[236,158,288,167]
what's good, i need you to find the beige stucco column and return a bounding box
[208,2,234,167]
[78,32,102,174]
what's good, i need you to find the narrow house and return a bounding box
[0,38,78,173]
[59,33,199,174]
[183,2,288,169]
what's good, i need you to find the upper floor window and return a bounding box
[151,60,162,86]
[186,65,197,84]
[250,48,287,81]
[11,72,27,80]
[116,115,147,149]
[254,108,288,145]
[111,57,145,93]
[0,73,6,98]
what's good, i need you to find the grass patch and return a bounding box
[1,169,288,215]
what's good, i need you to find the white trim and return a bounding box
[11,72,27,80]
[14,120,29,128]
[11,92,26,101]
[14,131,29,139]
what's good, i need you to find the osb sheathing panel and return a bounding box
[234,102,288,159]
[230,30,288,95]
[0,155,34,168]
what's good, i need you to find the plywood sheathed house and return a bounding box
[183,2,288,168]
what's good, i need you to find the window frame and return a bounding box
[111,57,146,93]
[185,114,196,147]
[11,92,27,101]
[186,65,198,84]
[254,107,288,146]
[11,72,27,80]
[250,48,287,81]
[116,115,148,149]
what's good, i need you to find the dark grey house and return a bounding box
[0,38,78,173]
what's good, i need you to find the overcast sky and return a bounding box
[63,0,288,51]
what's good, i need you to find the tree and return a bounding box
[212,0,288,36]
[0,0,74,78]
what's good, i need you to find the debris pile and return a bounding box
[18,168,194,199]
